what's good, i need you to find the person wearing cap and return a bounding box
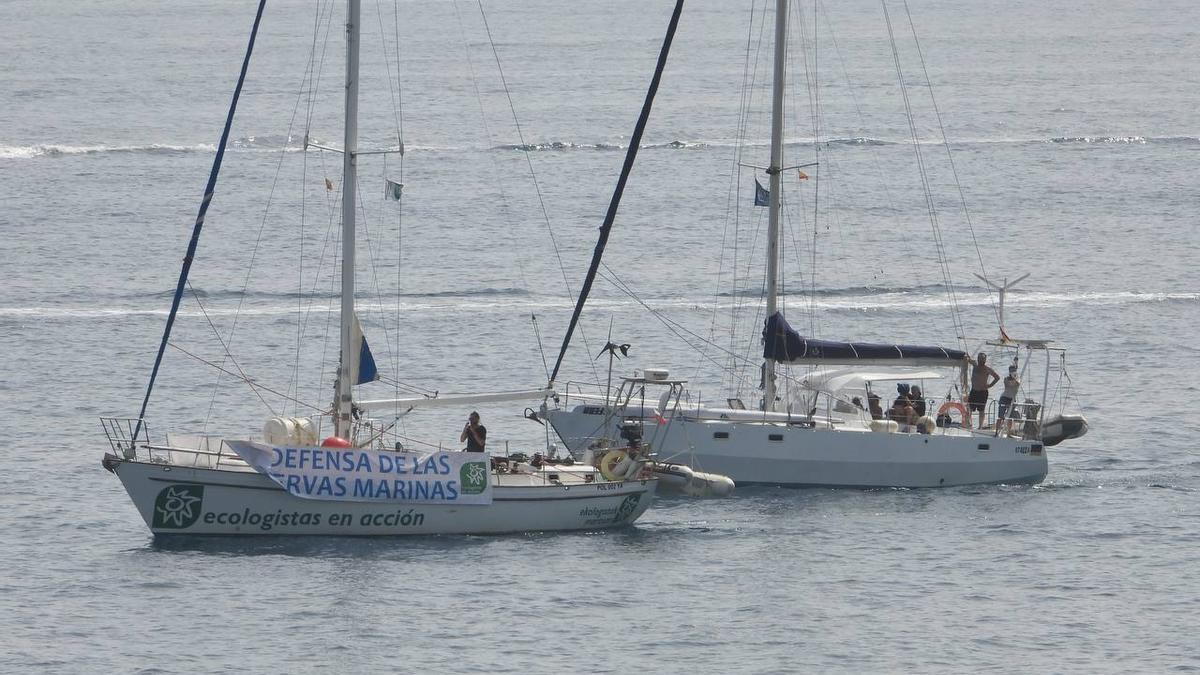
[867,393,884,420]
[460,411,487,452]
[889,384,916,429]
[997,366,1020,433]
[909,385,926,418]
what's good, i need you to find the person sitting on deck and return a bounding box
[889,385,916,428]
[867,393,884,420]
[909,385,926,418]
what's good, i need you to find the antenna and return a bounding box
[973,272,1029,343]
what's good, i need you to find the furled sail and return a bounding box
[763,312,967,366]
[351,313,378,385]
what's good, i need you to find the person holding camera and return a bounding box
[460,411,487,452]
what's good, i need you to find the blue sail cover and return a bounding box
[357,336,378,384]
[351,313,379,384]
[763,312,967,366]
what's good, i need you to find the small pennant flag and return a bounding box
[797,170,809,180]
[385,178,404,201]
[324,177,334,191]
[754,179,769,207]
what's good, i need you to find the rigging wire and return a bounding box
[290,0,339,416]
[133,0,269,447]
[290,1,338,416]
[792,0,822,341]
[374,0,407,409]
[474,0,601,384]
[531,314,551,382]
[169,342,324,414]
[599,264,759,389]
[899,0,1001,327]
[294,5,323,417]
[725,4,773,396]
[815,0,922,288]
[881,0,967,346]
[448,0,535,379]
[186,280,276,417]
[708,0,764,389]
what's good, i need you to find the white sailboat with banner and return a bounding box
[540,0,1087,488]
[101,0,666,535]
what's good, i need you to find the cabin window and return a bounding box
[768,433,784,441]
[977,443,990,451]
[582,406,605,415]
[713,431,730,439]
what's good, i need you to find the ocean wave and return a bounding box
[1046,135,1200,145]
[5,290,1194,321]
[1048,135,1147,144]
[717,283,959,299]
[0,134,375,160]
[0,138,312,160]
[0,143,219,159]
[493,134,1200,152]
[493,139,708,152]
[773,289,1200,312]
[99,286,533,303]
[685,288,1200,314]
[10,134,1197,160]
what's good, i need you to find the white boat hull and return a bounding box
[110,457,656,536]
[548,409,1046,488]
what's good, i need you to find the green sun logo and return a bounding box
[152,485,204,529]
[459,462,489,495]
[614,494,641,523]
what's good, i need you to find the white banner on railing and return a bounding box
[226,441,492,505]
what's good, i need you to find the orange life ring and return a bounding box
[936,401,971,429]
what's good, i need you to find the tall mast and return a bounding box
[335,0,361,440]
[763,0,787,411]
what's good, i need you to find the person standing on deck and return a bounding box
[997,366,1021,433]
[461,411,487,452]
[965,353,1000,429]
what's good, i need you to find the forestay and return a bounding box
[226,441,493,505]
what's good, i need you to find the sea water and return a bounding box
[1,0,1197,672]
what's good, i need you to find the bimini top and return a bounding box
[764,312,967,367]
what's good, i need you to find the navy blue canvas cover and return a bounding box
[763,312,966,364]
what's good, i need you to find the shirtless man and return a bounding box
[960,353,998,425]
[965,352,1000,429]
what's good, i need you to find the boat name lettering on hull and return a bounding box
[578,494,642,526]
[195,507,427,531]
[151,487,430,532]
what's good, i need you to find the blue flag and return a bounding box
[754,179,769,207]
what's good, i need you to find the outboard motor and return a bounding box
[619,419,644,446]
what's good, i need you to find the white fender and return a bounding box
[870,419,900,433]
